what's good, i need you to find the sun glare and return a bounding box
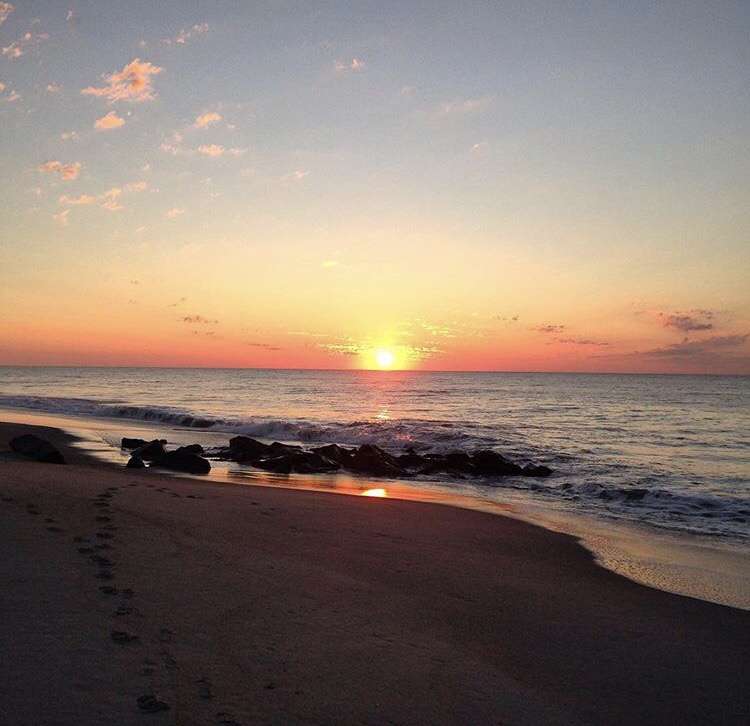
[375,349,395,369]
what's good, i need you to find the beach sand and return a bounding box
[1,421,748,725]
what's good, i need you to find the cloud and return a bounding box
[282,169,309,182]
[39,160,81,181]
[81,58,163,103]
[2,31,49,59]
[471,141,489,154]
[60,131,79,141]
[166,207,185,219]
[2,88,20,102]
[660,310,714,333]
[638,334,748,359]
[46,83,61,93]
[53,209,69,226]
[94,110,125,130]
[194,111,221,128]
[436,95,493,117]
[0,3,13,27]
[182,314,218,325]
[58,182,147,213]
[58,193,97,206]
[556,338,610,347]
[335,57,365,72]
[533,324,565,334]
[163,23,209,46]
[198,144,225,157]
[245,341,282,351]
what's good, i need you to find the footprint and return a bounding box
[1,496,13,502]
[78,547,95,554]
[73,536,89,543]
[96,532,114,539]
[45,517,56,523]
[158,628,174,643]
[94,543,113,550]
[121,588,135,599]
[90,555,114,567]
[95,516,111,523]
[95,571,114,580]
[111,630,139,644]
[136,694,169,713]
[99,585,119,595]
[216,712,242,725]
[197,676,213,700]
[47,526,64,533]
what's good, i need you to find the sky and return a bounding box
[0,0,748,373]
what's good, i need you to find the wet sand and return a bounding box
[1,421,749,725]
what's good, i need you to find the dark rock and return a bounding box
[471,450,523,476]
[126,455,146,469]
[419,452,477,476]
[152,450,211,475]
[176,443,204,455]
[348,444,404,478]
[9,434,65,464]
[228,436,269,462]
[121,437,147,450]
[137,694,170,713]
[132,440,166,461]
[521,464,553,478]
[396,451,427,469]
[268,441,303,456]
[623,488,648,501]
[254,451,339,474]
[311,444,355,465]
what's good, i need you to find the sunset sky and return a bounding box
[1,1,748,373]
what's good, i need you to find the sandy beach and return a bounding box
[1,421,748,726]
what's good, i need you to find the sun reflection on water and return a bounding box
[362,488,388,498]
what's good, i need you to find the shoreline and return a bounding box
[1,407,748,611]
[1,419,749,723]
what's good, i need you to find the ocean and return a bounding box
[1,367,748,548]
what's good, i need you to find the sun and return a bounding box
[375,349,395,369]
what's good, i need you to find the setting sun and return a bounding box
[375,349,395,369]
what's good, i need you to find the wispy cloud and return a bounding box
[58,193,97,206]
[335,57,365,73]
[0,3,14,27]
[533,323,565,334]
[82,59,163,103]
[436,95,493,117]
[198,144,224,157]
[53,209,70,226]
[660,310,715,333]
[58,182,147,214]
[60,131,79,141]
[556,337,610,347]
[94,110,125,130]
[165,207,185,219]
[2,31,49,59]
[182,314,218,325]
[163,23,209,46]
[194,111,221,129]
[638,334,748,359]
[39,160,81,181]
[46,82,61,93]
[282,169,309,182]
[245,341,282,351]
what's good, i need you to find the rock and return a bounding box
[254,451,339,475]
[521,464,553,478]
[9,434,65,464]
[126,455,146,469]
[268,441,303,456]
[419,452,477,476]
[152,450,211,475]
[137,694,170,713]
[396,451,427,469]
[121,437,147,450]
[622,488,648,501]
[311,444,355,466]
[132,440,166,461]
[228,436,269,462]
[176,443,204,455]
[348,444,404,478]
[471,450,523,476]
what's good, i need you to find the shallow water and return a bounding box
[1,367,748,545]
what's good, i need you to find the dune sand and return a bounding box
[1,421,748,725]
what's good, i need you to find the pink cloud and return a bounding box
[94,110,126,130]
[81,58,163,103]
[2,31,49,59]
[39,160,81,181]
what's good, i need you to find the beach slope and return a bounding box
[1,422,748,725]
